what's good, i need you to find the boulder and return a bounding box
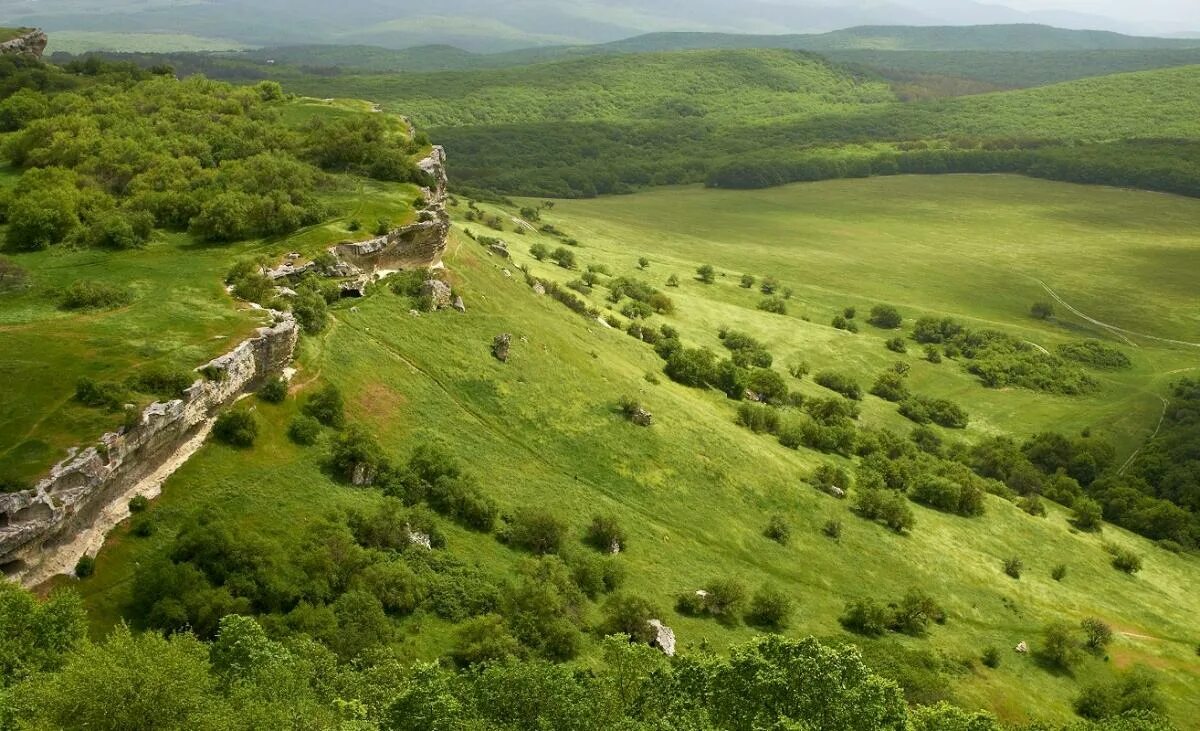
[489,242,510,258]
[1015,641,1029,654]
[826,486,846,499]
[631,407,653,427]
[453,296,466,313]
[647,619,676,656]
[407,525,433,550]
[421,279,453,309]
[502,269,513,278]
[609,538,622,554]
[492,334,512,363]
[351,463,377,487]
[532,282,546,296]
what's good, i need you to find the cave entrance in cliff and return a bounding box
[0,558,25,577]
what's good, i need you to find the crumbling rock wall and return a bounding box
[0,315,298,583]
[333,146,450,271]
[0,29,48,58]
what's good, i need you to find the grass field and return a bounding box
[0,100,423,485]
[44,31,251,54]
[73,175,1200,725]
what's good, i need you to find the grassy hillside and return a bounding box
[827,48,1200,88]
[0,86,427,485]
[73,176,1200,725]
[296,49,893,127]
[300,56,1200,196]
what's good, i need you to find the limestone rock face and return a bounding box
[421,279,453,309]
[0,29,48,58]
[648,619,676,656]
[0,314,298,582]
[332,146,450,271]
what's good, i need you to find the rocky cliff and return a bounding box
[0,29,48,58]
[0,314,298,584]
[333,146,450,271]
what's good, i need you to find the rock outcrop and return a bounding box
[421,279,453,309]
[0,314,298,583]
[0,29,48,59]
[492,334,512,363]
[331,146,450,272]
[648,619,676,656]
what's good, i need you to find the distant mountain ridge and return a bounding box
[237,24,1200,74]
[3,0,1193,52]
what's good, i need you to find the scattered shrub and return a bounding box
[1057,340,1132,370]
[665,273,679,287]
[601,594,660,644]
[1081,618,1113,652]
[128,495,150,514]
[823,519,842,540]
[855,489,915,533]
[870,371,909,402]
[584,514,627,553]
[1031,301,1055,320]
[75,378,130,411]
[303,384,345,429]
[1039,621,1082,670]
[869,305,903,329]
[257,377,288,403]
[831,315,859,333]
[1071,497,1104,531]
[924,345,943,363]
[760,277,780,295]
[740,274,755,288]
[1052,564,1068,581]
[763,515,791,545]
[507,508,568,555]
[1107,545,1143,574]
[885,337,907,354]
[213,410,258,447]
[788,362,810,380]
[288,415,322,446]
[757,296,787,315]
[696,264,715,283]
[840,598,892,637]
[981,647,1001,669]
[814,371,862,400]
[746,585,793,631]
[898,396,969,429]
[61,280,132,310]
[736,403,781,435]
[1003,556,1023,579]
[330,425,386,484]
[1074,667,1163,721]
[131,517,155,538]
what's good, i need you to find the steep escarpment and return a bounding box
[333,146,451,270]
[0,28,48,58]
[0,314,298,584]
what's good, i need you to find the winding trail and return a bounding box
[1118,396,1170,476]
[1035,279,1200,349]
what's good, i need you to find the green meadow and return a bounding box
[74,175,1200,725]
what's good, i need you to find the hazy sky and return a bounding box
[981,0,1190,26]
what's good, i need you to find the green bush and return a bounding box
[128,495,150,514]
[1052,564,1068,581]
[1107,545,1143,574]
[1031,301,1055,319]
[1039,621,1082,670]
[981,647,1001,669]
[840,598,892,636]
[1074,668,1163,720]
[814,371,862,400]
[746,585,793,631]
[127,366,193,399]
[757,296,787,314]
[1071,497,1104,531]
[1057,340,1132,370]
[869,305,903,329]
[763,515,791,545]
[213,410,258,448]
[75,378,131,411]
[696,264,716,283]
[61,280,133,310]
[550,246,576,269]
[823,519,842,540]
[302,384,345,429]
[601,593,660,644]
[507,508,568,555]
[855,489,915,533]
[131,517,155,538]
[740,273,755,288]
[585,514,627,553]
[287,415,322,446]
[870,371,909,402]
[330,425,386,484]
[736,403,781,434]
[257,377,287,403]
[885,337,907,354]
[1003,556,1023,579]
[924,345,943,363]
[1081,618,1113,652]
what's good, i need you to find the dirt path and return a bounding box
[1036,280,1200,349]
[18,419,216,588]
[1118,396,1170,476]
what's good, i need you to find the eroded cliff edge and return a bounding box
[0,315,298,584]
